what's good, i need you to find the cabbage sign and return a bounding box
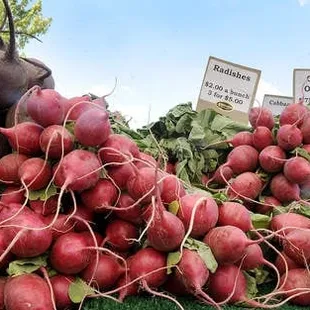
[263,94,293,116]
[197,56,261,123]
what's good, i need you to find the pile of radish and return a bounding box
[0,87,310,310]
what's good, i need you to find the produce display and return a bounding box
[0,84,309,310]
[1,1,310,310]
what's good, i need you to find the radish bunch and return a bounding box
[204,102,310,307]
[0,88,309,310]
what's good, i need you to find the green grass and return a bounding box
[82,296,303,310]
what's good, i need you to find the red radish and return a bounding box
[276,124,303,151]
[50,232,91,274]
[39,125,74,159]
[92,96,108,108]
[174,249,209,296]
[165,162,176,174]
[303,144,310,153]
[162,273,189,296]
[81,231,104,247]
[117,274,139,301]
[0,203,31,223]
[107,164,136,190]
[147,201,185,252]
[0,230,13,269]
[279,102,308,127]
[103,219,138,252]
[252,126,274,151]
[74,107,111,147]
[5,211,53,257]
[208,164,233,186]
[81,179,118,213]
[0,277,5,310]
[203,225,256,264]
[128,248,167,288]
[224,145,258,175]
[258,145,286,173]
[161,175,186,204]
[270,213,310,236]
[283,229,310,265]
[126,167,163,204]
[173,249,219,307]
[236,243,279,272]
[279,269,310,305]
[218,202,252,232]
[227,172,263,202]
[0,186,25,205]
[43,214,76,240]
[81,254,125,289]
[54,149,101,192]
[177,194,218,238]
[301,114,310,143]
[208,264,266,307]
[4,274,54,310]
[228,131,253,147]
[0,122,43,155]
[29,195,58,216]
[114,193,143,225]
[0,153,29,184]
[26,88,65,127]
[50,275,74,310]
[249,107,275,130]
[270,173,300,203]
[283,156,310,184]
[135,152,157,169]
[255,196,281,214]
[141,200,166,222]
[99,134,140,165]
[63,95,92,120]
[275,252,302,275]
[70,204,94,232]
[18,157,52,190]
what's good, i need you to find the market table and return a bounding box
[83,296,299,309]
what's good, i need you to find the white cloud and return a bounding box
[298,0,308,6]
[254,78,284,106]
[80,82,149,129]
[63,78,285,129]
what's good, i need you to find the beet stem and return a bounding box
[2,0,15,60]
[40,266,57,310]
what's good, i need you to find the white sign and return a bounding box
[293,69,310,104]
[197,56,261,123]
[263,94,293,116]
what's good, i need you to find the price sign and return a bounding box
[293,69,310,104]
[197,56,261,123]
[262,94,293,116]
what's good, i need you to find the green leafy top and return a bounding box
[184,238,218,273]
[28,184,57,201]
[7,255,48,276]
[69,277,94,303]
[111,103,251,186]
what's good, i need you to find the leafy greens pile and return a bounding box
[110,102,251,185]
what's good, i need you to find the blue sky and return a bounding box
[24,0,310,127]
